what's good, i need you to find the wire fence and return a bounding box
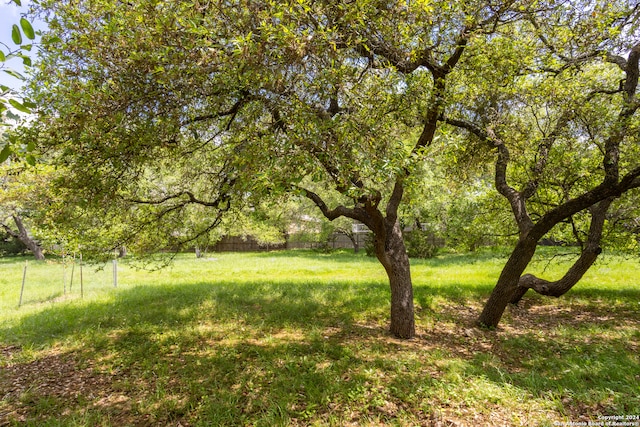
[3,256,121,309]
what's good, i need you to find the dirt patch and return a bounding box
[0,348,151,426]
[0,346,21,363]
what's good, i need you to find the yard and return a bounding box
[1,249,639,426]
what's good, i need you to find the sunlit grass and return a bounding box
[1,249,638,426]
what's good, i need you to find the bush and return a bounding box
[404,230,439,259]
[0,231,28,256]
[364,235,376,257]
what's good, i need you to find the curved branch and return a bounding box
[510,197,613,302]
[299,186,368,225]
[443,116,533,234]
[1,221,19,239]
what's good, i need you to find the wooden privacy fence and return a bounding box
[211,232,368,253]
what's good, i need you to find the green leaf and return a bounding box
[11,0,22,6]
[6,110,20,121]
[25,154,36,166]
[26,140,36,152]
[19,55,31,66]
[20,18,35,40]
[3,69,25,80]
[0,145,12,163]
[0,50,5,62]
[11,24,22,45]
[42,35,61,45]
[8,98,31,113]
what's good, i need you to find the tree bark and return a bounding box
[339,230,359,254]
[509,198,613,304]
[477,237,537,328]
[479,197,614,327]
[374,219,415,339]
[118,246,127,258]
[302,185,415,339]
[2,215,45,261]
[348,232,359,254]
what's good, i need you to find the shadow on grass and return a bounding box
[1,276,639,425]
[469,331,640,416]
[0,280,390,347]
[562,285,640,301]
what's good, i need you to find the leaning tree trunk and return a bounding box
[477,236,537,328]
[2,215,45,261]
[509,198,613,304]
[478,198,614,327]
[347,232,359,254]
[374,220,415,339]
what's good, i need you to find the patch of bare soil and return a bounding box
[0,347,156,426]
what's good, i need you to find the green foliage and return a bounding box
[404,229,439,259]
[0,162,58,253]
[25,0,545,256]
[0,229,27,255]
[364,234,376,257]
[1,4,37,162]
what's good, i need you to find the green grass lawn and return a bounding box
[1,249,639,426]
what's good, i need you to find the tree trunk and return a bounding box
[477,237,537,328]
[301,184,415,338]
[2,215,45,261]
[509,198,612,304]
[346,232,359,254]
[374,220,415,339]
[508,245,602,304]
[479,198,614,327]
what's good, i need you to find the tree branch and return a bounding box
[521,110,572,199]
[623,43,640,101]
[180,91,251,130]
[299,186,367,224]
[385,177,404,225]
[511,197,613,302]
[443,116,533,234]
[1,221,19,239]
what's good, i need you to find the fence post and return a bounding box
[113,258,118,288]
[69,256,75,292]
[62,255,67,295]
[80,253,84,299]
[18,260,27,307]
